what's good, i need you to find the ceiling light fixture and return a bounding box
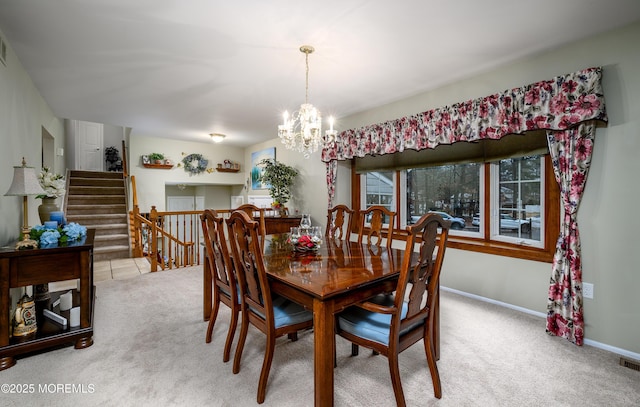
[278,45,336,159]
[210,133,225,143]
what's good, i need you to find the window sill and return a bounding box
[389,230,554,263]
[445,237,554,263]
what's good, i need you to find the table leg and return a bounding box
[203,256,211,321]
[313,298,334,407]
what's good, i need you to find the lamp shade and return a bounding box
[4,158,45,196]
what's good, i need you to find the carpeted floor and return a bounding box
[3,265,639,406]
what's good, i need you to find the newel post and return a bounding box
[150,206,159,272]
[132,204,142,258]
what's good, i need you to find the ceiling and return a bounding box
[1,1,640,147]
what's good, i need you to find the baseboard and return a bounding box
[441,286,640,362]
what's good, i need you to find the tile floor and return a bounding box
[93,257,151,282]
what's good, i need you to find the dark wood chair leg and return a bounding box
[288,332,298,342]
[205,297,220,343]
[223,307,239,362]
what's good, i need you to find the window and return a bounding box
[491,156,544,247]
[405,163,481,233]
[360,171,395,224]
[356,154,558,262]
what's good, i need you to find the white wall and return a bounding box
[321,21,640,356]
[129,133,245,211]
[0,27,65,246]
[244,139,330,225]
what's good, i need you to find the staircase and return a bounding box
[65,170,130,261]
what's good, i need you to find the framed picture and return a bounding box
[141,155,150,165]
[250,147,275,190]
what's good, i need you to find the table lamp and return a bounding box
[4,157,45,249]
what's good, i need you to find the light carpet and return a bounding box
[2,265,639,406]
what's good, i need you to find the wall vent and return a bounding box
[620,357,640,372]
[0,34,6,66]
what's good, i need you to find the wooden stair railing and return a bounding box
[130,205,202,272]
[128,203,275,272]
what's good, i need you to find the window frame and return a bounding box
[351,155,559,263]
[489,156,545,249]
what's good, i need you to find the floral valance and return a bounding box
[321,67,607,163]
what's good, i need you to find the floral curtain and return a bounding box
[322,66,608,345]
[545,122,595,345]
[325,159,337,208]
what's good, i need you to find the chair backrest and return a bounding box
[393,212,450,346]
[225,210,274,328]
[200,209,236,296]
[237,204,266,246]
[326,204,355,241]
[357,205,396,249]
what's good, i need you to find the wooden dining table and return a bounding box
[202,234,438,406]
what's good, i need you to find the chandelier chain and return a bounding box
[305,50,309,104]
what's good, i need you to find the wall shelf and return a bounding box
[216,168,240,173]
[143,163,173,169]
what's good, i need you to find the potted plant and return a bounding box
[259,158,298,216]
[105,146,122,171]
[149,153,165,164]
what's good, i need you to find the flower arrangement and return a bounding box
[36,167,65,199]
[288,234,322,252]
[30,222,87,247]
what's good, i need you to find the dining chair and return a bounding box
[236,204,266,247]
[200,209,239,363]
[336,212,451,405]
[357,205,396,249]
[226,210,313,404]
[326,204,355,241]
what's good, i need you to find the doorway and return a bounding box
[76,120,103,171]
[41,127,54,170]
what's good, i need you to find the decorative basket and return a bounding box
[293,243,319,252]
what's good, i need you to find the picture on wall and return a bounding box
[251,147,275,190]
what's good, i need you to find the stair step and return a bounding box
[93,245,130,261]
[67,195,126,205]
[93,235,130,248]
[69,177,125,187]
[68,186,125,195]
[66,204,127,215]
[95,233,129,241]
[69,170,124,180]
[67,214,128,225]
[86,224,129,236]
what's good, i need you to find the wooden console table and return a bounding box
[263,215,302,235]
[0,229,95,370]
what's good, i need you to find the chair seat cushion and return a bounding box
[250,295,312,328]
[337,294,419,346]
[219,284,241,303]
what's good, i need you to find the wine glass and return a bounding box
[290,227,300,243]
[300,214,311,235]
[311,226,323,246]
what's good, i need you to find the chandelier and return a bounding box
[278,45,337,158]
